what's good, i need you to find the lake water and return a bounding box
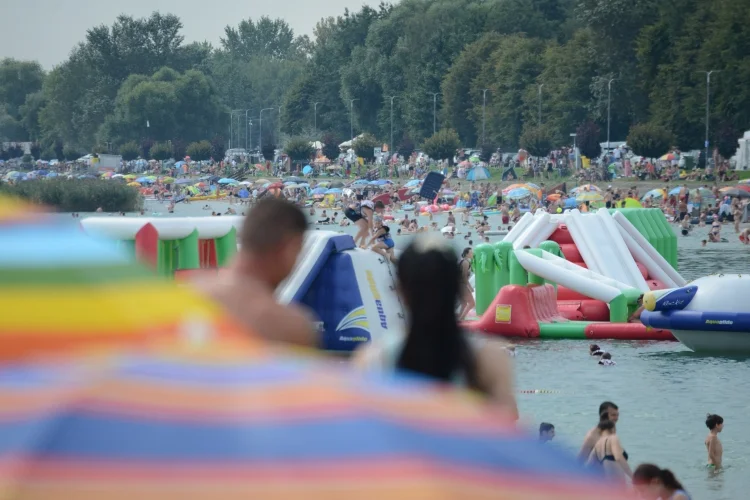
[83,200,750,499]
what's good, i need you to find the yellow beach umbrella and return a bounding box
[622,198,643,208]
[127,182,141,187]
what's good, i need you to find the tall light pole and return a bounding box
[482,89,490,145]
[386,95,397,155]
[606,79,617,150]
[228,111,234,149]
[244,109,252,150]
[277,106,282,146]
[248,120,253,152]
[349,98,359,142]
[429,92,440,135]
[259,108,274,154]
[699,70,720,170]
[537,84,544,126]
[313,102,321,134]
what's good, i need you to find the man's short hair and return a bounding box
[241,198,307,253]
[539,422,554,434]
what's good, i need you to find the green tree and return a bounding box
[29,142,41,160]
[210,136,226,160]
[626,123,675,159]
[220,16,307,60]
[0,58,45,141]
[321,132,341,162]
[150,141,172,161]
[63,146,81,161]
[98,67,224,146]
[352,132,379,163]
[261,140,276,161]
[186,140,212,161]
[422,129,461,165]
[576,120,602,159]
[284,136,314,166]
[397,133,415,159]
[519,125,554,158]
[40,148,55,161]
[714,121,739,160]
[119,141,140,161]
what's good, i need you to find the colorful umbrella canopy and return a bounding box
[266,182,284,190]
[506,188,532,200]
[569,184,601,195]
[546,193,562,201]
[302,165,313,175]
[641,189,666,201]
[668,187,682,196]
[502,183,528,194]
[0,345,626,500]
[659,153,676,161]
[254,178,270,185]
[739,179,750,185]
[218,178,238,184]
[0,197,243,361]
[722,188,750,199]
[734,184,750,193]
[575,192,604,202]
[404,179,423,188]
[127,181,141,187]
[160,176,175,184]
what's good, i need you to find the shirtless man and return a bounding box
[705,413,724,469]
[202,198,317,347]
[578,401,619,462]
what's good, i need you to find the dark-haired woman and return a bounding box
[632,464,690,500]
[354,234,517,419]
[587,415,632,482]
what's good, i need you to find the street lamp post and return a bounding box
[386,96,397,155]
[313,102,321,134]
[259,108,274,155]
[482,89,490,145]
[699,70,720,170]
[277,106,282,146]
[606,79,617,150]
[429,92,440,135]
[245,109,252,150]
[537,84,544,126]
[248,120,253,151]
[349,98,359,142]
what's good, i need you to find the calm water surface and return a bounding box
[84,202,750,499]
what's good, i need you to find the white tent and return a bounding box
[338,134,365,149]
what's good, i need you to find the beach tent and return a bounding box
[466,165,490,181]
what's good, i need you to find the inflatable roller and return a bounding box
[558,300,610,322]
[585,323,675,341]
[557,285,590,301]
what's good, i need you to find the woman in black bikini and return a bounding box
[345,198,384,248]
[587,414,632,482]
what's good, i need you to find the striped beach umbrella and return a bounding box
[0,196,244,361]
[0,345,630,500]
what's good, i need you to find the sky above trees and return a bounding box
[0,0,380,68]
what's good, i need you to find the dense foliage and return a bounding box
[0,179,142,212]
[2,0,749,158]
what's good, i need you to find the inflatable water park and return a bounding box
[81,209,750,353]
[81,219,405,351]
[468,208,683,341]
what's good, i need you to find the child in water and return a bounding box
[705,413,724,469]
[589,344,604,356]
[598,352,616,366]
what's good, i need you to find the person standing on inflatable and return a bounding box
[346,196,384,248]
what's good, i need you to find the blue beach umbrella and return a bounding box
[237,189,250,199]
[218,178,237,185]
[302,165,313,175]
[325,188,342,194]
[312,187,327,195]
[404,179,422,188]
[506,188,532,200]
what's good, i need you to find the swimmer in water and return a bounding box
[598,352,616,366]
[539,422,555,443]
[705,413,724,469]
[740,227,750,245]
[590,344,604,356]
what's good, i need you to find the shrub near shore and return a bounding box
[0,179,143,212]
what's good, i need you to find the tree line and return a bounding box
[1,0,748,162]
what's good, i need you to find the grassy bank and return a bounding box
[0,179,143,212]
